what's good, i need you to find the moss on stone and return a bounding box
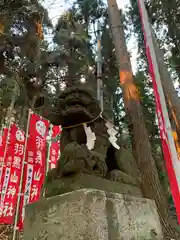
[45,173,142,198]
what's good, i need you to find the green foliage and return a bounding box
[127,0,148,72]
[127,0,180,215]
[0,0,176,146]
[0,0,54,114]
[0,0,179,236]
[0,0,178,177]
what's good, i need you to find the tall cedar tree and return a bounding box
[107,0,179,238]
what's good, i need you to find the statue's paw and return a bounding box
[92,161,108,178]
[107,170,139,187]
[62,159,86,175]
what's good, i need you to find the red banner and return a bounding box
[49,126,61,169]
[0,128,8,158]
[138,0,180,223]
[0,124,25,224]
[17,112,49,230]
[0,128,8,191]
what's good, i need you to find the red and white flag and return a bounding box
[17,112,49,230]
[49,126,61,170]
[138,0,180,223]
[0,127,8,158]
[0,124,25,224]
[0,128,8,190]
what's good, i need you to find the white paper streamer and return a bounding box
[83,123,96,150]
[105,121,120,150]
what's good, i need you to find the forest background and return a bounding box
[1,0,180,238]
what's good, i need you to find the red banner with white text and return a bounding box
[17,112,49,230]
[0,128,8,191]
[138,0,180,223]
[0,124,25,224]
[49,126,61,170]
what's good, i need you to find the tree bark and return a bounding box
[6,80,19,125]
[107,0,179,238]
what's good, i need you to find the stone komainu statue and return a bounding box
[46,85,141,189]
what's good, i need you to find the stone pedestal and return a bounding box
[45,173,142,198]
[24,189,163,240]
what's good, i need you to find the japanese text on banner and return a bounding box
[17,112,49,230]
[49,126,61,169]
[0,124,25,224]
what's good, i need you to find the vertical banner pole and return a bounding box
[12,110,32,240]
[138,0,180,222]
[42,124,53,197]
[97,20,103,111]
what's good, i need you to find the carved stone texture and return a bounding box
[45,173,142,198]
[50,142,108,179]
[115,147,141,180]
[24,189,163,240]
[107,170,140,187]
[49,85,101,127]
[57,142,94,175]
[46,84,141,191]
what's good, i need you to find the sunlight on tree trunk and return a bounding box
[107,0,179,238]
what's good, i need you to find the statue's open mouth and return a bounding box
[62,105,94,127]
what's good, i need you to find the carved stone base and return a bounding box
[24,189,163,240]
[45,173,142,198]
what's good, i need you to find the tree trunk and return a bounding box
[6,80,19,125]
[107,0,178,238]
